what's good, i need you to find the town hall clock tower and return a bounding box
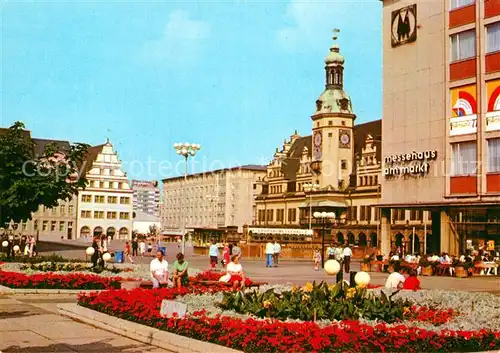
[311,29,356,190]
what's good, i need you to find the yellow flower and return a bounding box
[403,307,411,315]
[346,287,357,300]
[291,286,298,294]
[263,300,272,309]
[302,294,310,302]
[303,282,314,293]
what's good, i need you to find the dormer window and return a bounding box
[316,100,323,111]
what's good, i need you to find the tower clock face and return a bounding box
[339,130,351,148]
[313,131,322,160]
[314,131,322,147]
[391,4,417,48]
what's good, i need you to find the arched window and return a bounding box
[358,233,367,246]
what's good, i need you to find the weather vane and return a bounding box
[106,128,111,143]
[333,28,340,41]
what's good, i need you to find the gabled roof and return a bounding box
[32,138,71,159]
[281,136,312,181]
[353,119,381,162]
[80,144,105,176]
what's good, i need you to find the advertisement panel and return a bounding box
[486,79,500,132]
[450,84,477,136]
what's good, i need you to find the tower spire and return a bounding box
[324,28,344,89]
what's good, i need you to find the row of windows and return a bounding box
[358,175,379,187]
[451,138,500,175]
[80,210,130,220]
[81,195,131,204]
[257,208,298,223]
[89,180,128,189]
[34,220,74,232]
[41,205,74,215]
[451,22,500,62]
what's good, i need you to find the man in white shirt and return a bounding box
[150,250,169,289]
[273,241,281,267]
[265,241,275,268]
[385,264,405,289]
[209,240,219,269]
[343,246,352,273]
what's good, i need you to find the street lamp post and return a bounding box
[303,183,320,229]
[313,211,335,268]
[174,142,201,254]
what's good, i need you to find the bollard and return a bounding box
[349,271,357,287]
[336,270,343,283]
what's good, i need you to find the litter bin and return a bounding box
[158,246,166,256]
[115,250,124,263]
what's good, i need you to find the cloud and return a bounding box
[275,0,373,52]
[141,10,211,67]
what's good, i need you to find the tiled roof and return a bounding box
[32,138,71,159]
[80,144,105,176]
[353,119,382,162]
[281,136,312,181]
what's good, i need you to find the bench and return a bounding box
[199,280,267,288]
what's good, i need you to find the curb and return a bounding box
[57,303,242,353]
[0,285,103,295]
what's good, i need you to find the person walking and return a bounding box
[273,240,281,267]
[313,249,322,271]
[232,242,242,258]
[132,238,138,256]
[327,243,335,260]
[265,240,274,268]
[222,243,231,268]
[209,240,219,269]
[343,245,352,273]
[124,241,134,264]
[91,236,100,268]
[139,239,146,257]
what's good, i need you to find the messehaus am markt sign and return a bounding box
[384,150,437,177]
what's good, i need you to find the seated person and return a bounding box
[385,263,405,289]
[150,250,169,289]
[402,269,421,291]
[225,255,251,290]
[173,253,189,288]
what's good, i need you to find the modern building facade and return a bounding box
[132,180,160,217]
[76,140,133,240]
[379,0,500,256]
[161,165,266,237]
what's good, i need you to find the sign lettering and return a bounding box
[384,150,437,178]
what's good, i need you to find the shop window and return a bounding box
[488,138,500,172]
[487,22,500,53]
[451,30,476,61]
[451,142,477,175]
[450,0,474,10]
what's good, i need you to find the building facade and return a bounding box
[76,140,133,240]
[251,34,428,253]
[132,180,160,217]
[161,165,266,238]
[379,0,500,256]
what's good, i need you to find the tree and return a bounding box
[0,121,90,226]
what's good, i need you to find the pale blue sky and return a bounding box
[2,0,382,180]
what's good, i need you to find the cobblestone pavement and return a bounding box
[0,295,171,353]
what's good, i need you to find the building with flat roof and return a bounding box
[161,165,266,241]
[379,0,500,256]
[132,180,160,217]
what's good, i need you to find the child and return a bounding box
[402,269,421,291]
[313,249,321,271]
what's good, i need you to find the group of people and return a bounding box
[3,235,37,258]
[149,250,189,289]
[208,240,251,289]
[317,243,352,272]
[265,240,281,268]
[385,263,421,291]
[208,240,242,269]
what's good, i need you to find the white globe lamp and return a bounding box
[13,245,20,252]
[102,252,112,262]
[1,241,8,247]
[86,247,95,256]
[354,271,371,288]
[324,259,341,276]
[313,211,321,218]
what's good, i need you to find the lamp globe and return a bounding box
[13,245,20,252]
[102,252,112,262]
[86,247,95,256]
[354,271,371,288]
[1,241,8,247]
[324,259,341,275]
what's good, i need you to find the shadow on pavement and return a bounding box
[3,340,158,353]
[0,310,42,319]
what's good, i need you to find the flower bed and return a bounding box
[20,262,133,274]
[77,283,500,352]
[0,270,123,290]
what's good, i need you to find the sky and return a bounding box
[2,0,382,181]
